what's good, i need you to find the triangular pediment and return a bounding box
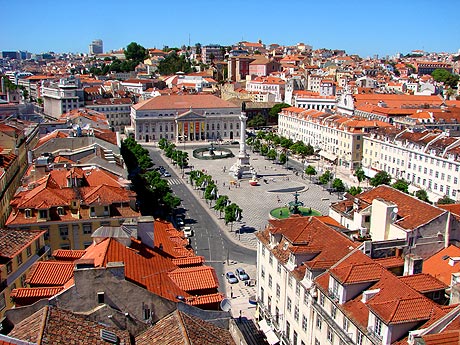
[177,110,205,120]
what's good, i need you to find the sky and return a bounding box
[2,0,459,58]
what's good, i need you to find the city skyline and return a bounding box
[2,0,460,58]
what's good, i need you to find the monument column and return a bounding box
[229,102,254,179]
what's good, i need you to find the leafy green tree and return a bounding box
[415,189,430,203]
[392,179,409,193]
[279,152,287,165]
[256,130,267,140]
[269,103,290,120]
[370,171,391,187]
[332,178,345,192]
[224,203,242,231]
[158,138,168,150]
[437,195,455,205]
[348,186,362,196]
[267,149,277,160]
[253,139,262,152]
[214,195,229,218]
[157,51,192,75]
[354,167,366,186]
[259,144,268,156]
[162,192,181,211]
[125,42,148,63]
[432,69,459,89]
[319,170,333,185]
[247,114,266,128]
[305,165,317,180]
[280,137,293,150]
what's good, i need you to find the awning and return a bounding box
[318,150,337,162]
[362,167,378,178]
[258,319,271,333]
[265,330,280,345]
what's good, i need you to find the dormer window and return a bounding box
[57,207,64,216]
[90,206,96,217]
[25,209,32,218]
[103,206,109,216]
[38,210,48,219]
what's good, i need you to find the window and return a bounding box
[327,327,334,342]
[261,246,265,257]
[57,207,64,215]
[90,206,96,216]
[25,209,32,218]
[293,331,298,345]
[6,262,12,274]
[268,274,272,288]
[39,209,48,219]
[26,246,32,257]
[260,287,264,303]
[296,281,300,296]
[304,290,309,305]
[277,262,282,274]
[288,275,293,288]
[83,223,92,234]
[20,274,26,287]
[261,266,265,279]
[302,315,308,331]
[103,206,109,215]
[343,318,349,332]
[276,284,280,298]
[316,315,322,330]
[375,317,382,336]
[356,331,363,345]
[294,306,299,321]
[269,253,273,266]
[286,321,291,341]
[287,297,292,312]
[17,253,23,266]
[59,225,68,237]
[315,339,320,345]
[331,305,337,318]
[319,293,325,306]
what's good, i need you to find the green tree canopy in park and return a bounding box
[370,171,391,187]
[269,103,291,120]
[415,189,430,203]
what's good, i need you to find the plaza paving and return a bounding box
[168,143,344,250]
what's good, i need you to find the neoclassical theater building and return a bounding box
[130,95,242,143]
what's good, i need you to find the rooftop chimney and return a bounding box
[137,216,155,249]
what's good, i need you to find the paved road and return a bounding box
[146,148,256,292]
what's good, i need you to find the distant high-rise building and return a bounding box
[89,39,103,55]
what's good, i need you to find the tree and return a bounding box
[354,168,366,186]
[279,152,287,165]
[214,195,229,218]
[437,195,455,205]
[247,114,266,128]
[125,42,148,63]
[268,103,290,121]
[157,51,193,75]
[319,170,333,185]
[332,178,345,192]
[280,137,294,150]
[431,69,459,89]
[392,179,409,193]
[224,203,242,231]
[415,189,430,203]
[370,171,391,187]
[348,186,362,196]
[305,165,317,181]
[204,183,218,205]
[267,148,277,160]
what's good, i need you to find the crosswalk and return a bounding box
[167,178,183,186]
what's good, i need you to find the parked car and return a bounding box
[183,227,193,238]
[226,272,238,284]
[235,268,249,281]
[162,171,171,177]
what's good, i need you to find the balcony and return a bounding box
[328,288,339,302]
[367,326,383,343]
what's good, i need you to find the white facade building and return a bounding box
[130,94,241,143]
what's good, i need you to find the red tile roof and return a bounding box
[0,229,44,258]
[133,94,238,111]
[168,266,219,291]
[52,249,86,261]
[399,273,448,293]
[423,245,460,285]
[26,261,74,286]
[354,185,445,230]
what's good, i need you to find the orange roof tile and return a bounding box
[168,266,219,291]
[399,273,448,293]
[423,245,460,285]
[26,261,74,286]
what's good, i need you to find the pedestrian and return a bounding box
[277,196,280,203]
[223,182,225,187]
